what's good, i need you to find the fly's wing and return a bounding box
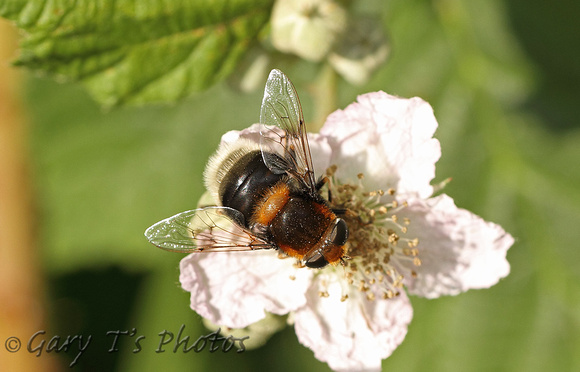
[259,69,317,193]
[144,206,274,253]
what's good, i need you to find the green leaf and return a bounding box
[1,0,273,106]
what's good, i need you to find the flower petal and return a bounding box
[398,194,513,298]
[180,251,312,329]
[321,91,441,198]
[220,123,263,145]
[293,274,413,371]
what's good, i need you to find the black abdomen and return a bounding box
[218,150,284,227]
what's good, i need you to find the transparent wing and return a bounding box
[144,206,275,253]
[259,69,317,192]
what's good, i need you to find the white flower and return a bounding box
[180,91,514,371]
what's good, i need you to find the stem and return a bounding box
[0,20,61,371]
[310,64,338,132]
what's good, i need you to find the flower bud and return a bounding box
[328,16,389,85]
[202,313,287,350]
[270,0,348,62]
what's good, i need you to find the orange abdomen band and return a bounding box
[253,183,290,226]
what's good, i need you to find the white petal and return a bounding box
[321,92,441,198]
[398,194,514,298]
[308,132,333,176]
[180,251,313,329]
[220,123,263,145]
[293,275,413,371]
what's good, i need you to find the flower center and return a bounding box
[324,165,421,301]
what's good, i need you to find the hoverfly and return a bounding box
[145,69,348,268]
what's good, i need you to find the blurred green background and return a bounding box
[1,0,579,371]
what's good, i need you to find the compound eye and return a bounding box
[304,252,329,269]
[329,218,349,246]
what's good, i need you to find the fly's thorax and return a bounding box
[269,196,343,264]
